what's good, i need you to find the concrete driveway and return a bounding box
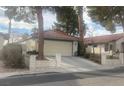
[61,57,118,71]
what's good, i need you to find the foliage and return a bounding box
[55,7,79,36]
[77,42,86,56]
[2,44,25,68]
[55,6,86,36]
[2,6,56,59]
[106,55,119,59]
[87,6,124,32]
[27,50,38,55]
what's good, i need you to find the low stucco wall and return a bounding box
[101,53,124,65]
[24,54,30,68]
[24,54,62,71]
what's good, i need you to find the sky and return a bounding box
[0,7,123,37]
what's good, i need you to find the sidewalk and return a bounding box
[0,60,81,79]
[0,60,124,79]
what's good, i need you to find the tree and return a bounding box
[55,6,79,36]
[55,6,86,55]
[76,6,86,56]
[3,6,54,60]
[36,7,44,59]
[4,6,18,43]
[87,6,124,32]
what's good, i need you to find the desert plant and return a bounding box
[2,43,25,68]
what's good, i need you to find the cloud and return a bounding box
[0,7,123,36]
[43,11,57,30]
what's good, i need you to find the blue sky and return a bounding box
[0,7,123,37]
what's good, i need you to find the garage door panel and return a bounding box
[44,40,72,56]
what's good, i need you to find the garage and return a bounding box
[25,30,78,56]
[44,40,73,56]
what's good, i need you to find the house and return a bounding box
[84,33,124,54]
[21,30,79,56]
[0,32,8,58]
[0,32,8,49]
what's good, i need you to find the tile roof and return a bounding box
[84,33,124,45]
[33,30,79,41]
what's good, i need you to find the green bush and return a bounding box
[2,43,25,68]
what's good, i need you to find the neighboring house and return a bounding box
[0,32,8,58]
[0,33,8,50]
[84,33,124,54]
[20,30,79,56]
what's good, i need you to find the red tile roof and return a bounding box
[33,30,79,41]
[84,33,124,45]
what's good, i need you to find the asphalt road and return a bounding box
[0,66,124,86]
[0,57,124,86]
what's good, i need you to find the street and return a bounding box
[0,66,124,86]
[0,57,124,86]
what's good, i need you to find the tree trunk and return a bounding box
[8,19,11,43]
[119,12,124,32]
[78,6,85,55]
[36,7,44,60]
[121,19,124,32]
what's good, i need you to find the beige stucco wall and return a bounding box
[72,41,78,56]
[24,39,78,56]
[0,37,5,49]
[24,39,37,51]
[0,37,5,58]
[86,44,105,54]
[86,41,117,54]
[116,38,124,52]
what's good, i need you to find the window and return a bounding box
[109,44,113,50]
[105,43,108,51]
[93,44,97,47]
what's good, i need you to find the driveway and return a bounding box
[61,57,119,71]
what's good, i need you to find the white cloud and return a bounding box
[0,29,8,33]
[11,20,36,30]
[43,11,57,30]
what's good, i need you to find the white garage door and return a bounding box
[44,40,73,56]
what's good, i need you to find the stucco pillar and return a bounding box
[56,53,61,67]
[101,53,106,65]
[120,53,124,64]
[29,55,36,71]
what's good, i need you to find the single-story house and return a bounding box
[0,33,8,49]
[0,33,8,58]
[21,30,79,56]
[84,33,124,54]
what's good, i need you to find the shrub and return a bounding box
[83,53,90,58]
[106,55,119,59]
[2,43,25,68]
[27,50,38,55]
[89,54,101,64]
